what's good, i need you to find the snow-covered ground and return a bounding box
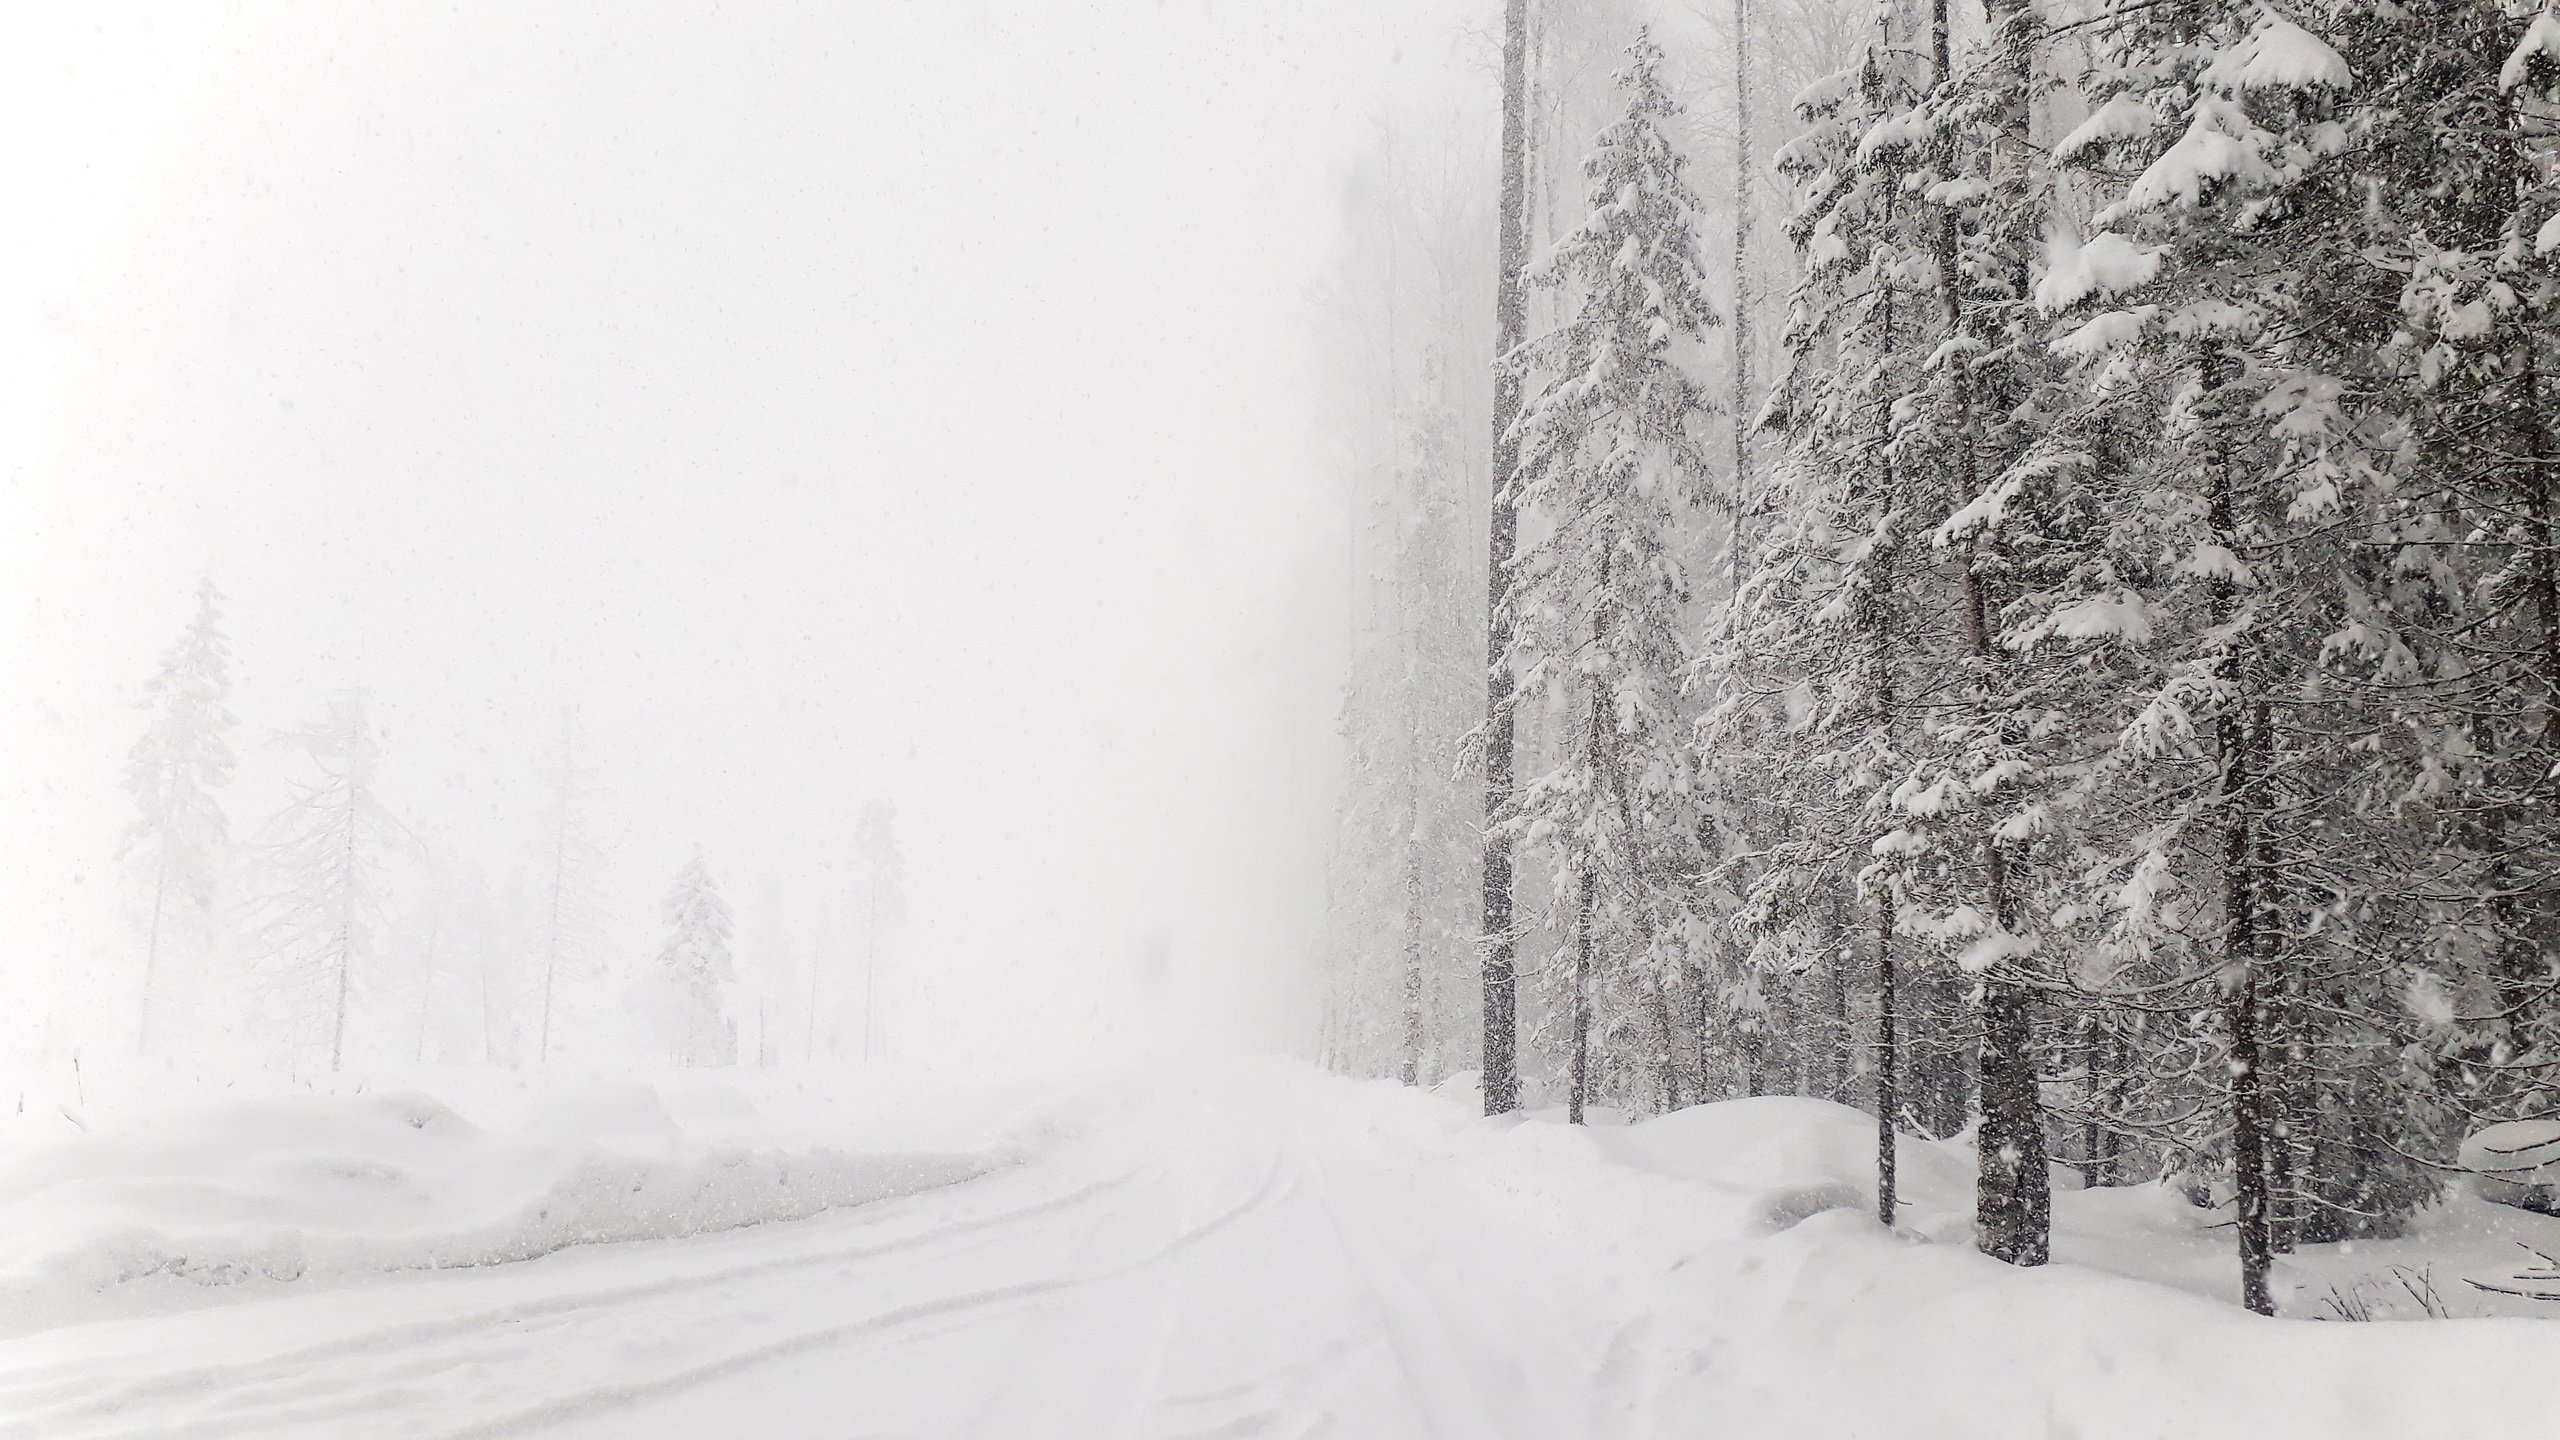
[0,1061,2549,1437]
[0,1069,1022,1338]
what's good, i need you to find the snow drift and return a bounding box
[0,1081,997,1335]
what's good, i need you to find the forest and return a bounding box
[4,1,2557,1430]
[115,580,909,1076]
[1320,0,2560,1315]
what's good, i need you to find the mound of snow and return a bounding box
[0,1084,996,1335]
[1601,1096,1974,1233]
[2461,1119,2560,1213]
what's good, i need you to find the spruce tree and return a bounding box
[647,852,737,1067]
[1499,30,1722,1123]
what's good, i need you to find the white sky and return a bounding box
[1,1,1486,1066]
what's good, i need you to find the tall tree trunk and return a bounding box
[2081,1016,2112,1188]
[2223,808,2275,1314]
[1479,0,1533,1116]
[1932,0,2048,1270]
[807,923,825,1062]
[328,801,357,1074]
[1651,978,1683,1110]
[1870,45,1904,1221]
[1877,903,1900,1226]
[2255,786,2297,1255]
[864,871,880,1063]
[1568,865,1596,1125]
[2204,345,2275,1314]
[1401,619,1428,1088]
[412,910,443,1065]
[1730,0,1754,600]
[1974,851,2050,1266]
[1400,849,1426,1087]
[540,821,567,1068]
[139,863,168,1057]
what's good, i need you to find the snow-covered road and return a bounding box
[0,1063,2550,1439]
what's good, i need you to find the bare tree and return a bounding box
[120,577,237,1056]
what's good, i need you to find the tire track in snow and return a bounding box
[1277,1120,1554,1440]
[0,1152,1166,1440]
[428,1152,1294,1440]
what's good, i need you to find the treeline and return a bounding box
[116,580,906,1073]
[1324,0,2560,1313]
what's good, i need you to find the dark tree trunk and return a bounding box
[1730,0,1754,594]
[1651,978,1684,1111]
[1401,655,1427,1088]
[1478,0,1533,1117]
[2205,346,2274,1315]
[1568,865,1596,1125]
[1877,905,1900,1227]
[1973,849,2050,1267]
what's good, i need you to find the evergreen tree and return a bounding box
[645,851,736,1067]
[120,577,239,1056]
[1746,0,1946,1220]
[1499,30,1722,1123]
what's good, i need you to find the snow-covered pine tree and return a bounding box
[645,851,736,1067]
[1743,0,1948,1222]
[1844,0,2066,1266]
[1499,29,1722,1124]
[120,577,238,1056]
[249,690,407,1072]
[2378,1,2560,1144]
[2047,0,2383,1312]
[853,799,904,1061]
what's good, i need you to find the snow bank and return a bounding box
[2463,1119,2560,1212]
[1298,1074,2560,1440]
[1602,1094,1975,1234]
[0,1080,1001,1335]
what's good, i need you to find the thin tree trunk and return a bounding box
[540,819,567,1068]
[1650,978,1682,1111]
[328,799,357,1074]
[139,864,168,1057]
[1870,26,1903,1222]
[1825,897,1851,1101]
[1479,0,1533,1117]
[413,910,443,1065]
[1401,621,1428,1087]
[2249,710,2297,1253]
[2223,832,2275,1314]
[1730,0,1754,602]
[1567,865,1596,1126]
[2081,1016,2110,1189]
[864,871,879,1063]
[1877,904,1899,1227]
[2203,343,2274,1314]
[808,925,825,1062]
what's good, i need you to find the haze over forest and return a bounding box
[0,1,1467,1070]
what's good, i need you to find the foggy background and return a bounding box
[0,1,1488,1071]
